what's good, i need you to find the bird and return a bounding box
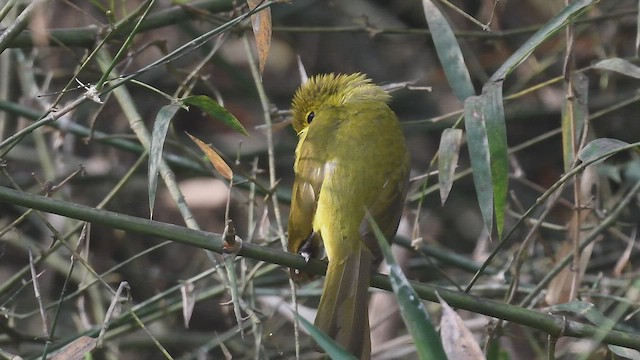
[287,73,410,359]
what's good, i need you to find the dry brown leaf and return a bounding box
[614,231,636,277]
[254,119,291,134]
[258,207,270,240]
[247,0,272,76]
[546,165,599,305]
[181,281,196,328]
[186,132,233,180]
[51,336,97,360]
[437,292,485,360]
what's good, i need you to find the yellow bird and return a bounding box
[288,73,410,358]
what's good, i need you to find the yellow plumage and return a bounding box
[288,73,409,359]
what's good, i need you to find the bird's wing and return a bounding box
[287,130,326,256]
[359,159,409,264]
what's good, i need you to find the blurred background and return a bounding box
[1,0,639,359]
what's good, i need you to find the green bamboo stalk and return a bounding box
[0,0,48,53]
[1,185,639,350]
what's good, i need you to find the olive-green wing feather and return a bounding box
[314,246,373,358]
[288,130,326,255]
[359,159,410,263]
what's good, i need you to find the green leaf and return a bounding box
[490,0,596,82]
[481,82,508,238]
[464,96,494,235]
[438,128,463,205]
[593,58,640,80]
[148,104,180,218]
[548,301,611,327]
[365,212,447,360]
[609,345,640,360]
[295,314,357,360]
[422,0,475,102]
[578,138,631,164]
[182,95,248,136]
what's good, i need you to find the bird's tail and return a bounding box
[314,249,373,359]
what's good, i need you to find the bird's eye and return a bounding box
[306,111,315,124]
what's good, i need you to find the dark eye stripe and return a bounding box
[307,111,315,124]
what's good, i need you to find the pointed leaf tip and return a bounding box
[186,132,233,180]
[438,128,463,206]
[578,138,631,164]
[246,0,272,76]
[149,104,181,218]
[183,95,248,136]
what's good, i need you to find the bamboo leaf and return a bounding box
[295,313,357,359]
[593,58,640,80]
[149,104,181,218]
[482,82,508,237]
[609,346,640,360]
[490,0,596,81]
[365,212,447,360]
[51,336,97,360]
[246,0,272,77]
[548,301,610,327]
[464,96,494,235]
[180,281,196,328]
[578,138,631,164]
[182,95,248,136]
[438,293,485,360]
[422,0,475,102]
[186,132,233,180]
[438,128,463,205]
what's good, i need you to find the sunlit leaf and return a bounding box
[438,128,463,205]
[365,213,447,360]
[422,0,474,102]
[183,95,248,136]
[186,132,233,180]
[149,104,181,218]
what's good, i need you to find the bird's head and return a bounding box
[290,73,390,134]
